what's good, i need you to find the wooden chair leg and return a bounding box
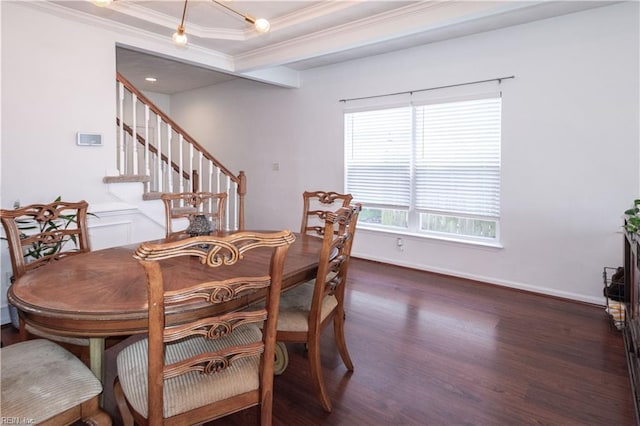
[18,317,29,342]
[114,377,135,426]
[259,394,273,426]
[81,397,112,425]
[307,338,332,412]
[333,310,354,371]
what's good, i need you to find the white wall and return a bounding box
[170,2,640,304]
[0,2,637,311]
[1,2,118,206]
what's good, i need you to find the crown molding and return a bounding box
[230,0,545,71]
[233,1,455,71]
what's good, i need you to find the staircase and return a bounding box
[104,73,245,231]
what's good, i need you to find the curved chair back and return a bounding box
[1,200,90,280]
[300,191,352,236]
[161,191,227,238]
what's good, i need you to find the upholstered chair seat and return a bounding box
[1,339,109,424]
[274,278,338,333]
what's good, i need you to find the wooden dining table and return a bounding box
[7,231,323,383]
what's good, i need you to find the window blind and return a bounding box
[344,106,412,207]
[414,97,501,218]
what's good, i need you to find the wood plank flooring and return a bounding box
[2,258,635,425]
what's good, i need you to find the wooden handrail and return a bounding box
[117,72,239,184]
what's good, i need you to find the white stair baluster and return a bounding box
[167,125,173,193]
[118,82,125,175]
[144,105,150,176]
[131,94,138,175]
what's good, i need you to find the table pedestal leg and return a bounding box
[89,337,106,380]
[89,337,106,404]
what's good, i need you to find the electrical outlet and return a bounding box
[13,200,19,209]
[396,237,404,252]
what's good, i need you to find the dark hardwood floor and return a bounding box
[2,258,635,425]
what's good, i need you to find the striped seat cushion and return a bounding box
[0,339,103,423]
[276,279,338,332]
[116,323,263,419]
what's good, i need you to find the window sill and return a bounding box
[358,225,504,249]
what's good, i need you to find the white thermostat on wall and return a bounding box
[77,132,103,146]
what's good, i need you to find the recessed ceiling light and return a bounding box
[145,77,157,82]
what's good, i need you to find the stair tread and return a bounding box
[103,175,150,184]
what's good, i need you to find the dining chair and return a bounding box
[1,339,111,425]
[275,204,361,412]
[161,191,227,238]
[0,200,94,356]
[114,230,295,425]
[300,190,353,237]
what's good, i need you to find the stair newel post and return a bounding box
[238,170,246,231]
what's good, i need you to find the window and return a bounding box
[344,95,501,243]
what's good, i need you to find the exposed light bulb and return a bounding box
[92,0,113,7]
[254,18,270,33]
[172,27,188,47]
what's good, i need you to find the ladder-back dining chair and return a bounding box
[275,204,361,412]
[161,191,227,238]
[0,200,94,356]
[114,230,295,425]
[300,191,353,237]
[1,339,111,425]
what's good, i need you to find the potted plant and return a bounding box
[624,199,640,235]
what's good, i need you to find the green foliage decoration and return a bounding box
[624,199,640,234]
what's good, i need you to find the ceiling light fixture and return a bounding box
[172,0,189,47]
[145,77,158,82]
[91,0,113,7]
[172,0,270,47]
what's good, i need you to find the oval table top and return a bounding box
[8,232,323,337]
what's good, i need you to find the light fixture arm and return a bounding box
[211,0,270,32]
[211,0,247,21]
[178,0,189,32]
